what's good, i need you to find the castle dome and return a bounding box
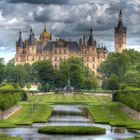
[40,25,51,40]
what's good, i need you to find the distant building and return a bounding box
[15,10,126,73]
[115,9,127,53]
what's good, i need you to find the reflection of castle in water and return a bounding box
[15,10,126,73]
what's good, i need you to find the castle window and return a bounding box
[55,49,57,54]
[93,64,95,68]
[27,56,28,61]
[32,57,34,61]
[39,56,41,60]
[93,57,95,61]
[64,49,66,54]
[59,57,62,61]
[59,49,61,54]
[44,57,46,60]
[87,57,89,61]
[55,57,57,61]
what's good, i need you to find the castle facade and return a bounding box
[15,10,126,73]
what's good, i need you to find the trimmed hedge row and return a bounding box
[0,89,28,111]
[38,126,106,135]
[115,90,140,112]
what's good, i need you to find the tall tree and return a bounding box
[0,58,5,84]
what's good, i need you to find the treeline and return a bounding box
[98,49,140,90]
[116,89,140,112]
[0,84,27,111]
[0,57,98,91]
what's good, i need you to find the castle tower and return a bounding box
[114,9,127,53]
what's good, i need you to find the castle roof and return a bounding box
[43,40,80,52]
[87,28,94,46]
[115,9,127,33]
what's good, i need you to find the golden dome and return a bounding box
[40,25,51,40]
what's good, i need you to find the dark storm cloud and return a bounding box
[0,0,140,62]
[5,0,68,5]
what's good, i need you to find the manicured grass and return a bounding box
[127,125,140,130]
[0,103,52,127]
[29,94,111,105]
[89,103,140,128]
[0,133,22,140]
[122,135,140,140]
[38,126,105,135]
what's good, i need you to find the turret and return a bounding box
[114,9,127,53]
[28,27,35,43]
[83,34,86,46]
[17,30,24,48]
[87,28,96,47]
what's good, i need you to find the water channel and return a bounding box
[0,105,139,140]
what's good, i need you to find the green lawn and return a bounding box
[122,135,140,140]
[89,102,140,129]
[0,133,22,140]
[0,103,52,127]
[29,94,111,105]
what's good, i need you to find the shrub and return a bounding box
[0,89,28,111]
[115,89,140,112]
[38,126,105,135]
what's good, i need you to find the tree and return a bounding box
[0,58,5,84]
[102,75,119,91]
[98,52,130,82]
[123,71,140,88]
[32,60,56,91]
[59,57,99,90]
[6,62,28,87]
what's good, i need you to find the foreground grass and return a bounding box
[0,103,52,127]
[0,133,22,140]
[38,126,105,135]
[89,103,140,129]
[122,135,140,140]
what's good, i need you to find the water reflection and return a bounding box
[0,105,138,140]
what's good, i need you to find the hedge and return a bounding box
[38,126,106,135]
[115,89,140,112]
[0,89,28,111]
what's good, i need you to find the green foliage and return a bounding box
[0,84,27,111]
[38,126,105,135]
[102,75,119,91]
[32,60,56,91]
[116,89,140,112]
[98,49,140,90]
[0,58,5,84]
[6,61,29,87]
[59,57,98,90]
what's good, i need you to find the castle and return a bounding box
[15,10,126,73]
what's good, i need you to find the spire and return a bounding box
[87,27,94,46]
[44,24,47,32]
[18,30,24,48]
[29,27,34,43]
[83,34,86,46]
[119,9,122,20]
[116,9,125,30]
[19,30,22,38]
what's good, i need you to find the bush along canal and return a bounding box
[0,104,139,140]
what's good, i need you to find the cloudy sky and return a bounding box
[0,0,140,62]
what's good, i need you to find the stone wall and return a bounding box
[0,105,21,120]
[121,105,140,120]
